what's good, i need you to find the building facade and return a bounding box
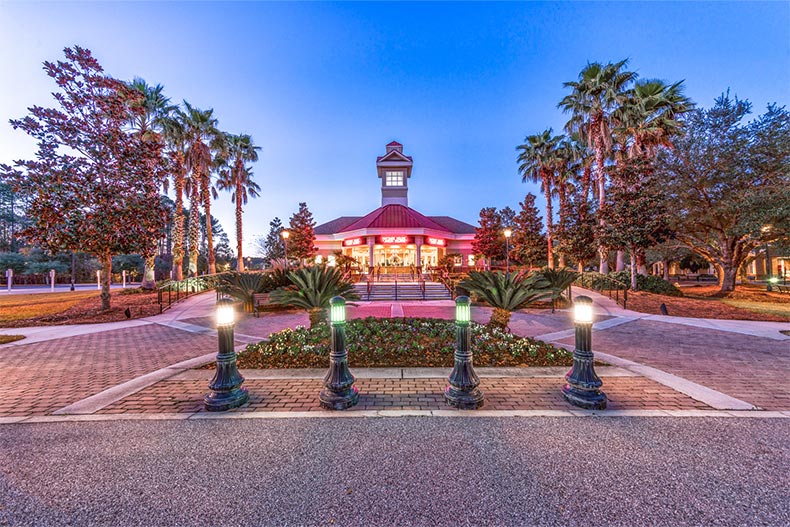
[314,141,476,274]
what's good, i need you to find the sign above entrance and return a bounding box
[378,235,413,245]
[426,237,446,247]
[343,237,363,247]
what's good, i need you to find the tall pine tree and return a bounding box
[288,202,317,263]
[511,193,547,269]
[472,207,504,269]
[257,217,285,266]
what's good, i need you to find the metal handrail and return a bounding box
[575,272,629,310]
[157,274,221,313]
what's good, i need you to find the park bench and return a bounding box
[775,284,788,294]
[253,293,271,317]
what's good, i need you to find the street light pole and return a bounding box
[319,296,359,410]
[204,297,249,411]
[504,228,512,279]
[444,296,484,409]
[561,295,607,410]
[281,230,290,270]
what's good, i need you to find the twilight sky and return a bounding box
[1,1,788,255]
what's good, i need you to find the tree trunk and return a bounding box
[636,249,647,275]
[308,307,326,328]
[578,262,584,273]
[100,253,112,311]
[558,254,566,268]
[236,180,244,272]
[489,308,511,330]
[615,251,625,272]
[203,179,216,275]
[141,255,156,290]
[188,179,200,277]
[172,159,185,281]
[662,259,670,281]
[719,263,737,292]
[542,172,554,270]
[594,132,609,274]
[629,250,638,291]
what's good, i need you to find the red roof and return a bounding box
[341,204,452,233]
[386,140,402,146]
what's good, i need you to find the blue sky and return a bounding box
[1,1,788,254]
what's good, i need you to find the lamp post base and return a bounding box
[319,386,359,410]
[561,384,607,410]
[444,386,484,410]
[204,387,249,412]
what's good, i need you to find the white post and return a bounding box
[122,270,127,288]
[5,269,12,292]
[50,269,56,292]
[96,270,101,290]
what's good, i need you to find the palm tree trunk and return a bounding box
[489,308,511,329]
[141,255,156,289]
[172,157,185,281]
[202,176,215,275]
[236,180,244,272]
[542,171,554,270]
[188,177,200,277]
[594,132,609,274]
[629,249,638,291]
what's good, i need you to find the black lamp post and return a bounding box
[444,296,484,409]
[282,230,290,269]
[561,295,607,410]
[204,297,249,411]
[504,228,512,279]
[319,296,359,410]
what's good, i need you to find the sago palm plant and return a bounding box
[217,272,269,313]
[460,271,552,329]
[270,265,360,328]
[535,267,578,312]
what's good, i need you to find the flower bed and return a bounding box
[237,317,573,368]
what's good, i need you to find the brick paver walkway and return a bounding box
[558,319,790,410]
[2,291,787,419]
[97,375,710,414]
[0,324,218,417]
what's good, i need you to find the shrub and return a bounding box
[270,265,359,327]
[460,270,551,329]
[606,271,683,296]
[238,317,572,368]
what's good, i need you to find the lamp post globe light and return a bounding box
[319,296,359,410]
[204,297,249,411]
[503,228,512,279]
[444,296,484,409]
[281,230,290,269]
[561,295,607,410]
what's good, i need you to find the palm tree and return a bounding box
[161,114,188,280]
[460,271,551,329]
[554,138,584,268]
[181,101,220,276]
[215,133,261,272]
[128,78,176,289]
[559,60,637,273]
[517,129,564,269]
[616,79,694,159]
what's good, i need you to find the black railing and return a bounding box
[157,275,221,313]
[575,272,629,310]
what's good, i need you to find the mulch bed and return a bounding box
[1,290,161,327]
[625,284,789,322]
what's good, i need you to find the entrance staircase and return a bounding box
[353,279,452,301]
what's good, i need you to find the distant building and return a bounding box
[314,141,476,273]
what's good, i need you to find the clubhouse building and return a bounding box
[314,141,476,274]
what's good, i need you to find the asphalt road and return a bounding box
[0,417,788,526]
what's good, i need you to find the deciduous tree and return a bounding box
[1,46,168,310]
